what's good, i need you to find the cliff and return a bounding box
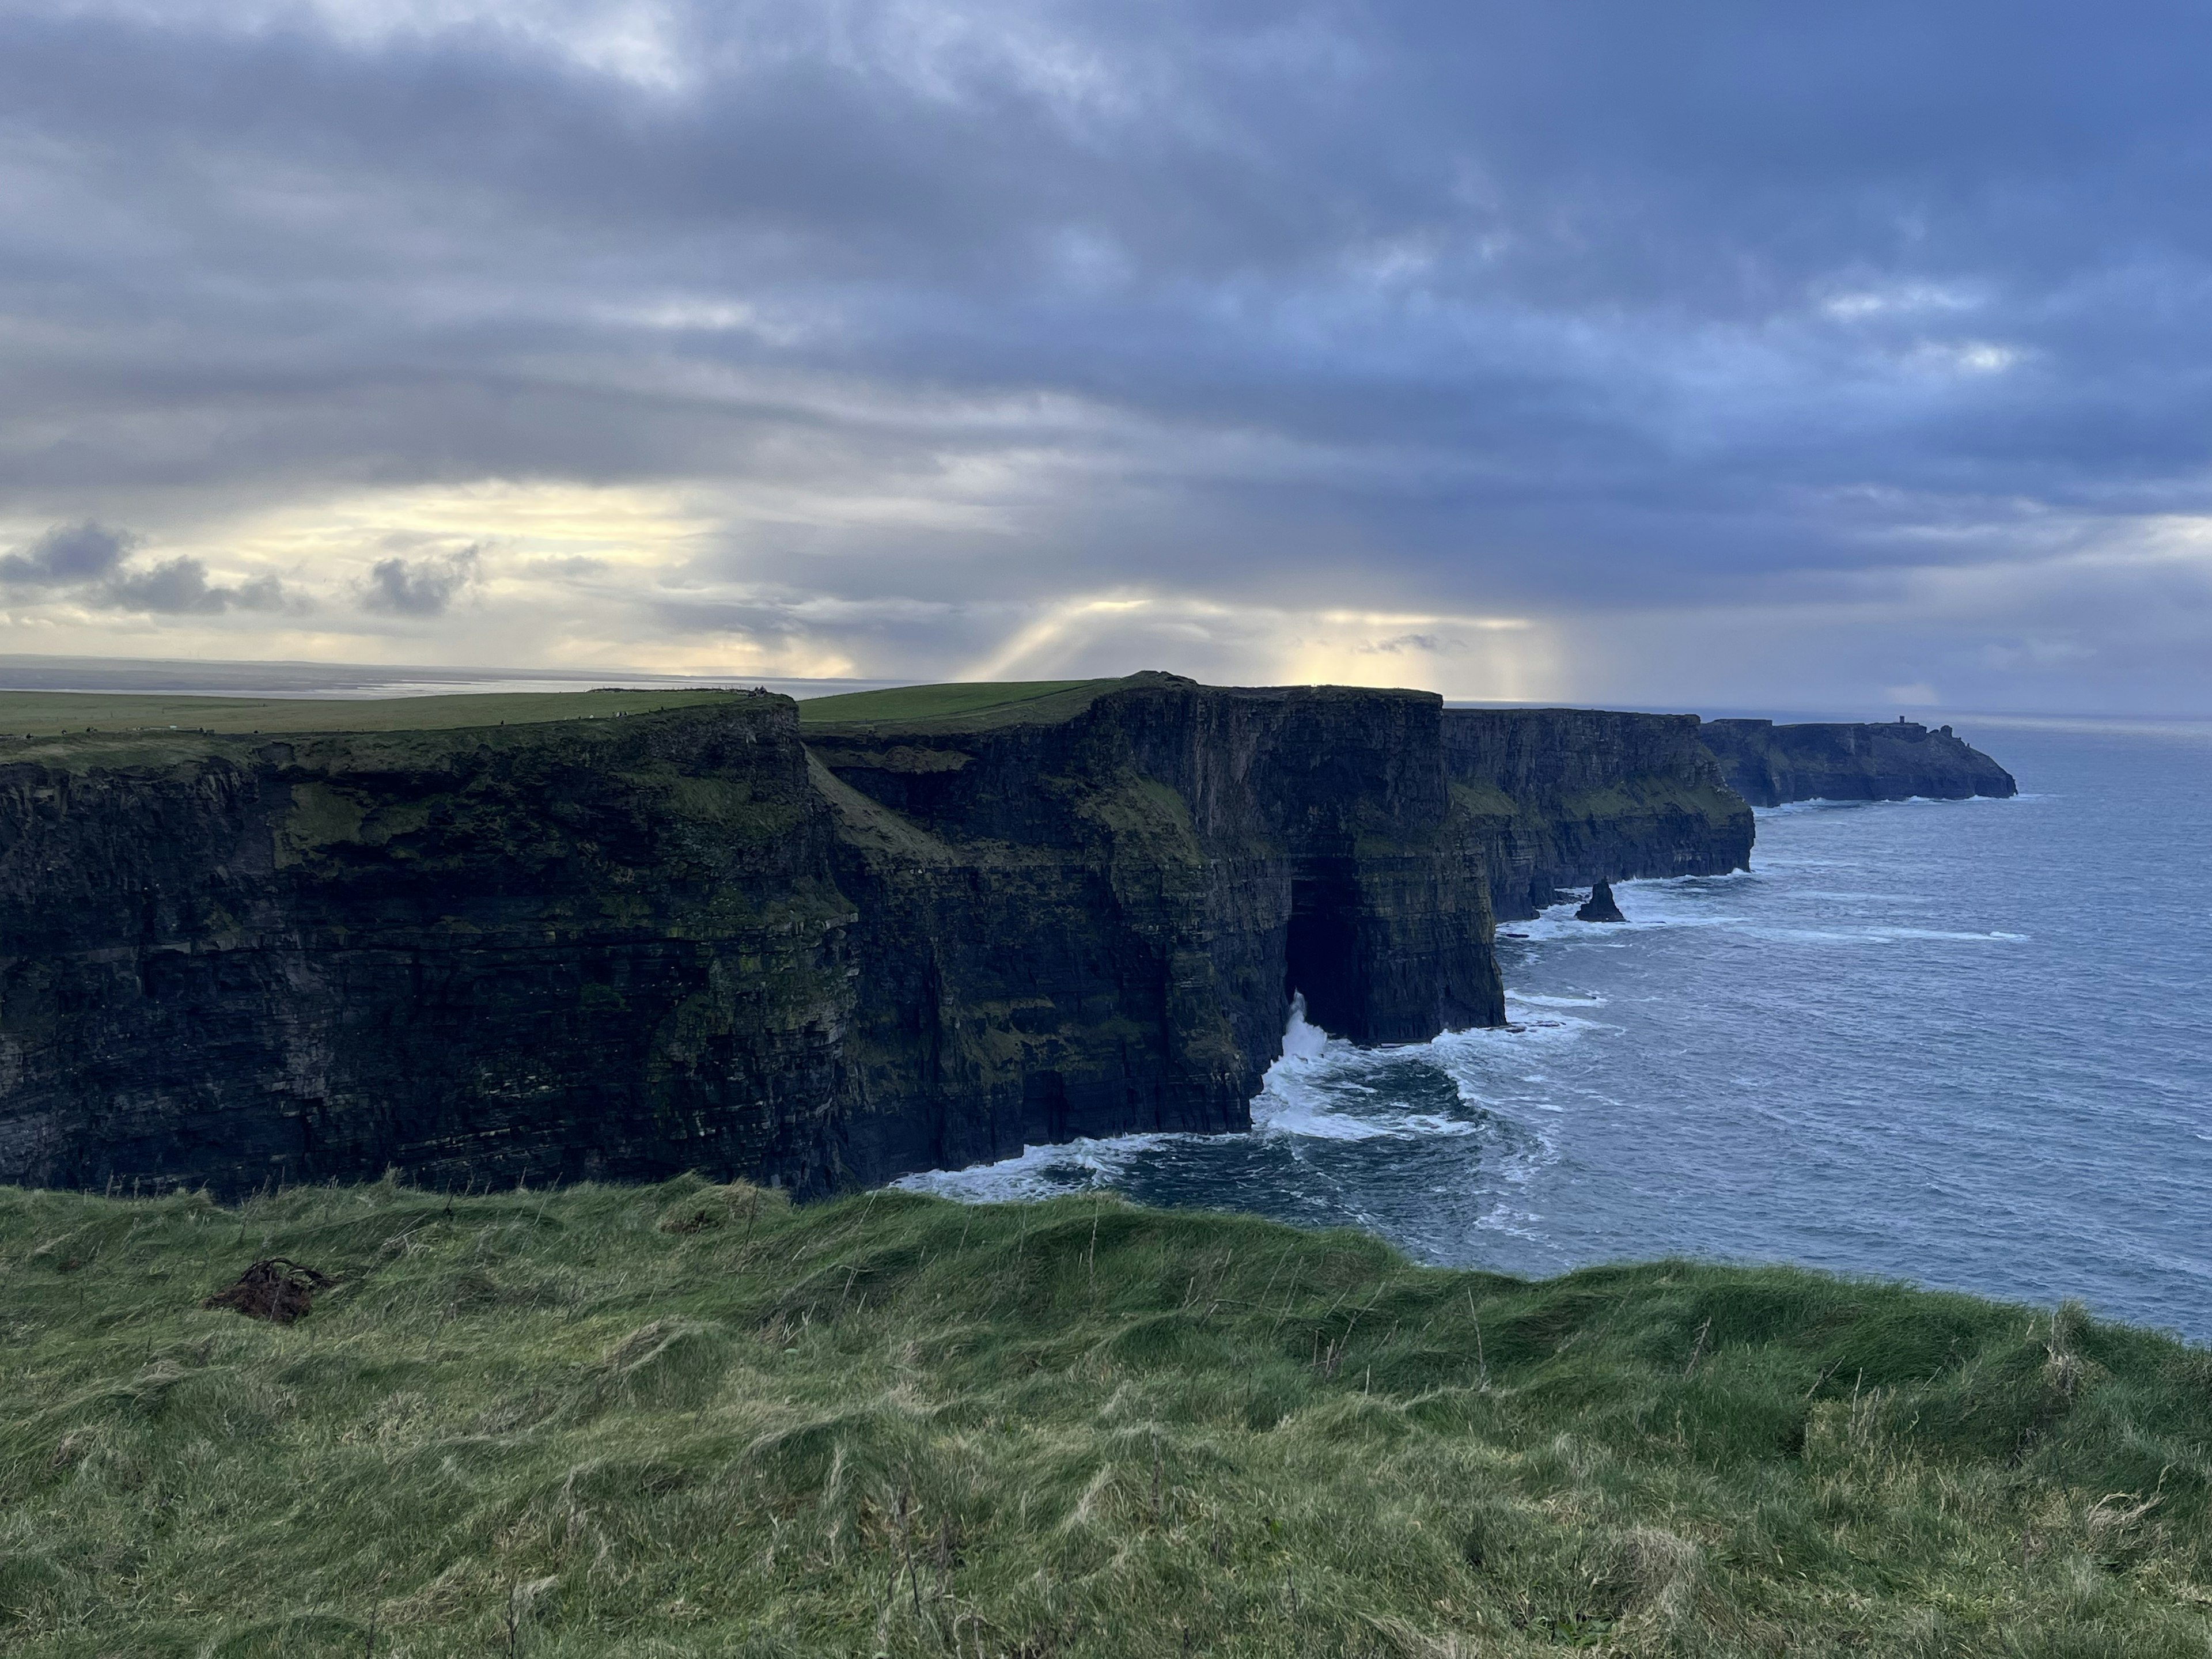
[1441,707,1755,919]
[1700,718,2018,806]
[804,674,1501,1178]
[0,675,1503,1199]
[0,698,859,1199]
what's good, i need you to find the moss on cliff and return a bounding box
[4,1180,2210,1656]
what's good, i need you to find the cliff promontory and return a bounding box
[1700,718,2018,806]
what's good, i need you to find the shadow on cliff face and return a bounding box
[1285,873,1362,1036]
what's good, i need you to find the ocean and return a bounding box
[900,716,2212,1343]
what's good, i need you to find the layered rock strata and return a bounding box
[1441,709,1755,920]
[1700,719,2018,806]
[0,703,856,1198]
[806,676,1502,1179]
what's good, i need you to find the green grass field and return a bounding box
[5,1180,2210,1657]
[0,688,745,740]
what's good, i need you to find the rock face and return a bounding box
[809,675,1502,1180]
[1441,709,1754,919]
[0,676,1506,1198]
[0,703,858,1199]
[1575,880,1626,923]
[1700,719,2018,807]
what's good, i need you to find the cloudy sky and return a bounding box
[3,0,2210,712]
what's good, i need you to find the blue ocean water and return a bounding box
[901,717,2212,1342]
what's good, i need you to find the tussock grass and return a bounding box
[3,1179,2211,1656]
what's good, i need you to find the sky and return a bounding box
[3,1,2211,713]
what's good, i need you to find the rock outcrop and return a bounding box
[0,676,1505,1199]
[1441,709,1754,919]
[1575,880,1627,923]
[1699,719,2018,806]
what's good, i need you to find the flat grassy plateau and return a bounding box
[4,1183,2211,1658]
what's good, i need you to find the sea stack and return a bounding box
[1575,879,1627,923]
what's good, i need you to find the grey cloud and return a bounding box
[361,548,480,618]
[0,522,299,615]
[2,2,2211,707]
[0,522,137,585]
[97,556,299,615]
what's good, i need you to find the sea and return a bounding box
[900,715,2212,1343]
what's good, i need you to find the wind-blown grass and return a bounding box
[4,1179,2210,1656]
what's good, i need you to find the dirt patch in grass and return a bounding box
[201,1257,332,1324]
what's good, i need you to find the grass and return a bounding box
[0,688,748,741]
[5,1181,2211,1657]
[797,680,1123,733]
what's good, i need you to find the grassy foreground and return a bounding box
[4,1183,2211,1657]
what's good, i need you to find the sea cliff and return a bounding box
[1700,718,2018,805]
[0,677,1794,1198]
[0,676,1517,1198]
[0,700,857,1199]
[809,676,1503,1182]
[1442,707,1754,919]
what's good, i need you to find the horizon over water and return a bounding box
[902,715,2212,1343]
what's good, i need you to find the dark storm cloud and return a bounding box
[2,1,2210,703]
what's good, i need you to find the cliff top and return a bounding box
[799,672,1445,740]
[0,684,751,738]
[5,1178,2205,1655]
[797,676,1124,732]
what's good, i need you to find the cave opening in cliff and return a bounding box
[1286,872,1361,1039]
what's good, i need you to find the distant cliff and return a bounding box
[1700,719,2018,806]
[1441,709,1754,919]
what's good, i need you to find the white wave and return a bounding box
[1510,885,1746,942]
[1733,923,2029,947]
[1278,991,1331,1062]
[892,1131,1184,1202]
[1870,926,2032,944]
